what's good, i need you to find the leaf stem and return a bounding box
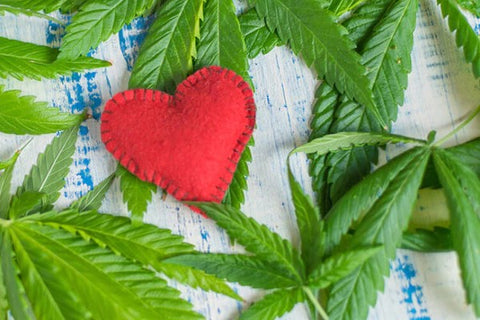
[303,286,329,320]
[434,105,480,146]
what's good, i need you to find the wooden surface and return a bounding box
[1,1,480,319]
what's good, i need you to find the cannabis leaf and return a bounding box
[437,0,480,77]
[445,137,480,178]
[1,231,36,320]
[287,165,323,273]
[171,152,388,319]
[0,5,61,22]
[8,192,46,219]
[222,139,253,209]
[309,0,418,207]
[292,131,425,155]
[454,0,480,16]
[433,149,480,317]
[12,222,201,319]
[155,262,242,300]
[325,147,430,320]
[0,37,110,81]
[192,202,305,282]
[401,227,453,252]
[0,151,19,219]
[0,87,83,135]
[0,0,67,13]
[58,0,157,59]
[16,126,79,206]
[239,8,281,59]
[0,128,240,319]
[252,0,384,125]
[308,83,338,214]
[116,166,157,224]
[59,0,89,13]
[70,173,116,211]
[129,0,204,92]
[195,0,249,81]
[168,253,301,289]
[33,209,195,263]
[308,246,382,289]
[328,0,364,15]
[239,288,305,320]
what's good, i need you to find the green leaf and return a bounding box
[191,202,305,283]
[0,151,19,170]
[17,126,79,206]
[308,246,382,289]
[308,0,393,205]
[0,37,110,81]
[239,8,281,59]
[253,0,384,126]
[436,0,480,78]
[359,0,418,124]
[292,132,425,155]
[422,137,480,189]
[328,0,365,15]
[9,231,85,320]
[0,230,35,320]
[156,262,242,301]
[0,0,67,13]
[0,151,19,219]
[239,288,305,320]
[59,0,89,13]
[433,149,480,316]
[70,173,115,211]
[12,222,201,320]
[0,230,6,320]
[167,253,300,289]
[401,227,453,252]
[326,147,430,320]
[8,191,46,220]
[308,82,338,215]
[310,0,418,204]
[455,0,480,16]
[195,0,249,81]
[222,138,253,209]
[58,0,157,59]
[287,165,323,273]
[446,137,480,178]
[29,210,194,261]
[0,5,62,22]
[129,0,204,92]
[0,87,83,135]
[116,166,157,224]
[342,0,394,46]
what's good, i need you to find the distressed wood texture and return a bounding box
[1,1,480,319]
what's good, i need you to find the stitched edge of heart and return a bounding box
[101,66,256,204]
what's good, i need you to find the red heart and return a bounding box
[101,66,256,208]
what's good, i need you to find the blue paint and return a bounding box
[200,229,210,241]
[393,255,431,320]
[118,16,154,71]
[46,17,69,47]
[79,125,89,136]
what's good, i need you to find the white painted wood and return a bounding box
[0,1,479,319]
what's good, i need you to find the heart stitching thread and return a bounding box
[101,66,256,206]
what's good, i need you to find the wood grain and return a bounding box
[0,1,479,319]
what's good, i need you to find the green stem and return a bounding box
[434,105,480,146]
[303,287,329,320]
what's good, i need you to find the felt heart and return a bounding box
[101,66,256,208]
